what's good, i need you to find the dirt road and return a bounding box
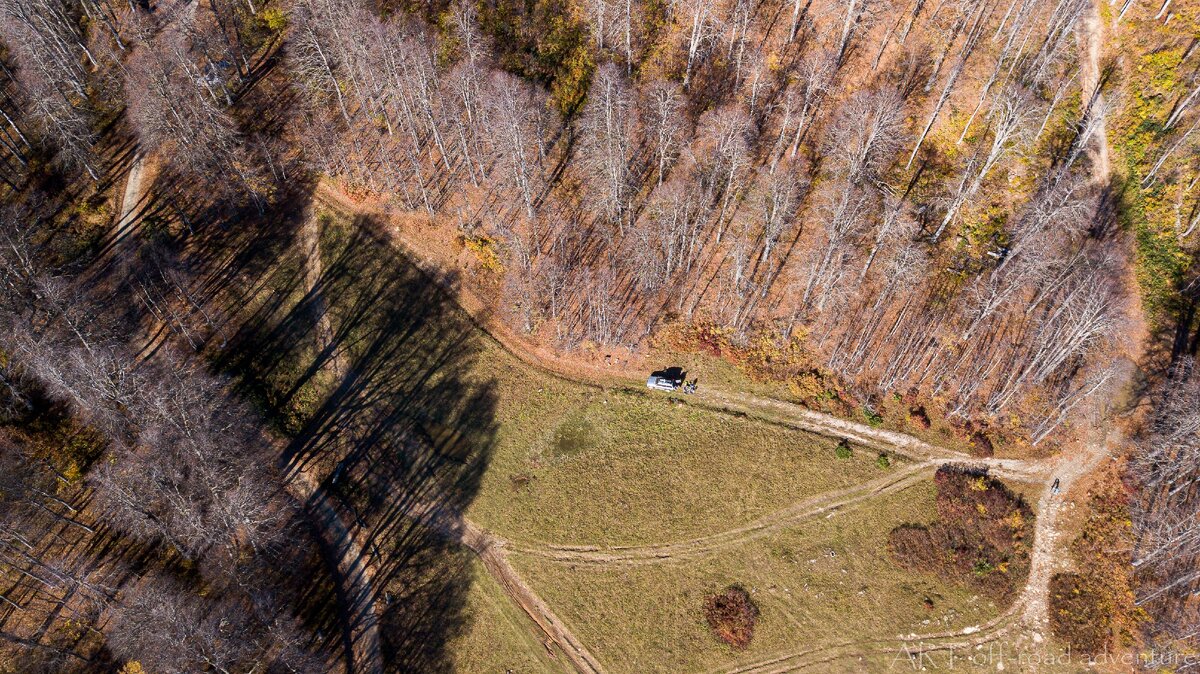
[288,471,385,674]
[299,207,345,373]
[102,152,147,262]
[696,388,1045,480]
[1081,0,1111,183]
[415,502,607,674]
[291,215,384,674]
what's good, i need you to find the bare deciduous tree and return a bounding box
[109,575,320,674]
[125,26,265,199]
[94,358,293,562]
[0,0,101,178]
[640,77,684,186]
[579,64,637,232]
[931,87,1034,241]
[824,86,906,184]
[482,71,553,223]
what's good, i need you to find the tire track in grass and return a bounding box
[513,461,938,565]
[715,603,1024,674]
[413,502,608,674]
[712,427,1117,674]
[289,209,384,674]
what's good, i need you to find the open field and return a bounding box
[509,479,1031,674]
[465,377,905,547]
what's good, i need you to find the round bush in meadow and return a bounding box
[703,585,759,649]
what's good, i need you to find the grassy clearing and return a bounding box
[463,365,904,546]
[446,556,565,673]
[301,211,904,548]
[508,479,1022,674]
[221,210,1017,670]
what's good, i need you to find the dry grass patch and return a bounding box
[508,480,1015,673]
[465,373,905,546]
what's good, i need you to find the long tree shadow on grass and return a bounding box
[216,211,498,674]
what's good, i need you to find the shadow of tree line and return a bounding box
[55,49,502,665]
[179,188,499,673]
[0,183,346,673]
[1,23,500,668]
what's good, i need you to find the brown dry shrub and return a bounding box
[1050,471,1136,654]
[667,323,825,391]
[968,431,995,457]
[908,406,932,429]
[888,465,1033,600]
[703,585,759,649]
[669,322,732,357]
[1049,573,1114,654]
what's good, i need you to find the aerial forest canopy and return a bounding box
[0,0,1197,669]
[0,0,1136,444]
[285,0,1132,448]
